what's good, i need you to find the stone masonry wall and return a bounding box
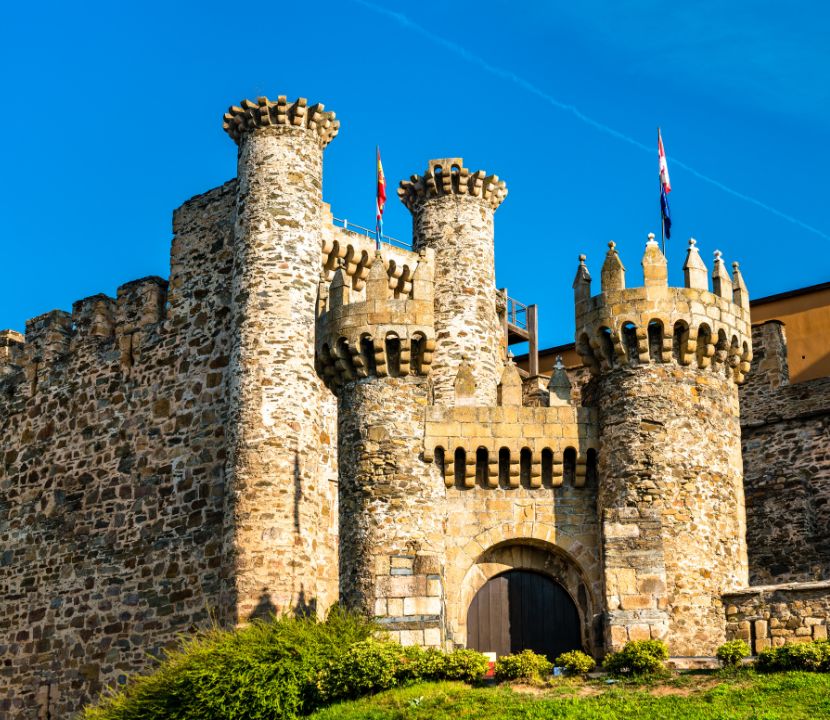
[739,321,830,584]
[225,118,339,622]
[0,182,236,718]
[336,376,446,647]
[724,581,830,653]
[598,363,748,656]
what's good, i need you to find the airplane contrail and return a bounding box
[355,0,830,242]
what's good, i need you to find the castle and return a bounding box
[1,93,828,718]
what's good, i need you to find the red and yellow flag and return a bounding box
[376,147,386,244]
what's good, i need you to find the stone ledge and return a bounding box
[723,580,830,598]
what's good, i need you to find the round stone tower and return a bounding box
[315,249,447,646]
[398,159,508,406]
[574,235,752,656]
[223,96,340,621]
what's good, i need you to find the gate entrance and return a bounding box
[466,569,582,660]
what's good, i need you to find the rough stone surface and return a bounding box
[0,182,237,717]
[739,321,830,584]
[724,581,830,651]
[226,121,338,622]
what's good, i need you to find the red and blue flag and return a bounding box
[658,129,672,239]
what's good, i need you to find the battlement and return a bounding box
[315,249,436,390]
[574,236,752,383]
[0,276,170,387]
[398,158,508,212]
[223,95,339,146]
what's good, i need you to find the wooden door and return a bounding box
[467,569,582,660]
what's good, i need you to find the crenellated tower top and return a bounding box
[574,234,753,383]
[315,249,436,392]
[223,95,340,146]
[398,158,508,212]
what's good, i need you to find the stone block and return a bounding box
[621,595,654,610]
[628,624,652,641]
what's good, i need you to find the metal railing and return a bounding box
[506,296,528,331]
[332,217,412,250]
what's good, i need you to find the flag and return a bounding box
[376,147,387,246]
[658,129,672,239]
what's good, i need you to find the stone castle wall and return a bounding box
[725,581,830,653]
[0,183,238,717]
[739,321,830,584]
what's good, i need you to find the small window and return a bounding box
[563,447,577,485]
[541,448,553,486]
[476,448,489,486]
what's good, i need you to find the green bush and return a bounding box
[603,639,669,676]
[443,648,490,682]
[716,639,751,668]
[317,638,406,702]
[756,640,830,672]
[84,607,376,720]
[398,646,446,683]
[494,649,553,683]
[554,650,596,675]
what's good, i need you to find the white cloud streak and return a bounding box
[355,0,830,242]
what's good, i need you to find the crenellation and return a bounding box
[574,237,751,384]
[397,158,508,212]
[24,309,73,365]
[223,95,339,146]
[71,294,116,342]
[115,276,168,334]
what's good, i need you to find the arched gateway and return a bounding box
[466,569,583,660]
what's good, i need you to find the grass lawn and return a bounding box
[307,671,830,720]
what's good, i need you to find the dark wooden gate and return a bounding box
[466,569,582,660]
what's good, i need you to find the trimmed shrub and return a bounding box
[494,649,553,683]
[555,650,596,675]
[317,638,405,703]
[443,648,490,683]
[603,639,669,676]
[393,646,488,684]
[83,607,376,720]
[756,640,830,672]
[716,639,751,668]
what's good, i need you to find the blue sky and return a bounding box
[1,1,828,349]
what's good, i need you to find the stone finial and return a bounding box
[410,249,434,300]
[601,241,625,292]
[682,238,708,290]
[329,264,350,309]
[712,250,732,299]
[498,357,523,406]
[642,233,668,287]
[732,261,750,310]
[397,158,508,212]
[454,357,478,406]
[223,96,339,147]
[573,254,592,302]
[547,356,572,406]
[364,251,389,303]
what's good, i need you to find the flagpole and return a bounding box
[658,126,665,255]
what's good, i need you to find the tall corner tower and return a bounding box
[223,95,340,621]
[315,248,447,646]
[398,159,508,406]
[575,234,752,656]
